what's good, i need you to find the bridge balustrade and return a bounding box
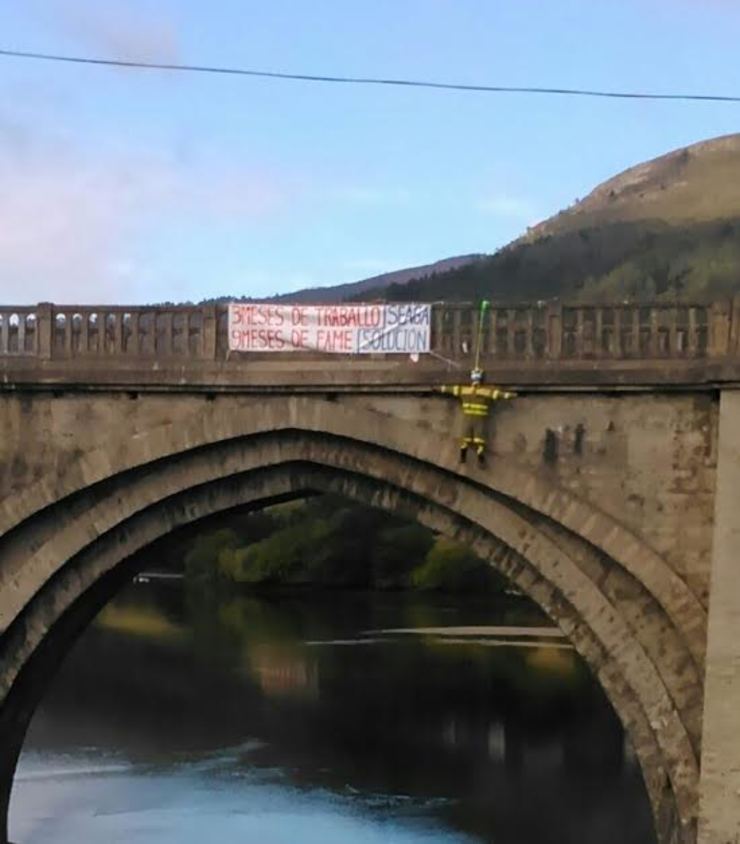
[434,302,718,361]
[0,300,737,362]
[46,307,209,358]
[0,308,39,356]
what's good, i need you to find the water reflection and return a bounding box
[11,584,656,843]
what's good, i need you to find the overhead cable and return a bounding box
[1,48,739,103]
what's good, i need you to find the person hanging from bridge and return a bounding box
[440,368,515,464]
[438,300,515,465]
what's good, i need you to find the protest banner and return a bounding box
[228,303,431,354]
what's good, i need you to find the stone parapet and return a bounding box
[0,300,736,376]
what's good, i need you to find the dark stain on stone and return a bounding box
[10,455,27,479]
[544,428,558,464]
[574,423,586,456]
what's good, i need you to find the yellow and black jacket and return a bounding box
[440,384,514,417]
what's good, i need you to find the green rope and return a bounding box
[473,299,490,371]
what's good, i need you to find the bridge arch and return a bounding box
[0,397,707,664]
[0,397,704,843]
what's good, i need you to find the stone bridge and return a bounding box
[1,299,740,844]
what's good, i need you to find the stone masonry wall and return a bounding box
[0,389,717,608]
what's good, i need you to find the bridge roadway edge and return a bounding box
[2,354,740,391]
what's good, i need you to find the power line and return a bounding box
[1,47,739,103]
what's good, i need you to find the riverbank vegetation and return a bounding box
[178,496,507,594]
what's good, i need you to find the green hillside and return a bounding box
[360,134,740,304]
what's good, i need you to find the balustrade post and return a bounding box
[729,295,740,357]
[129,312,140,356]
[688,308,698,356]
[431,305,444,355]
[505,309,515,358]
[525,310,535,358]
[36,303,53,359]
[546,304,562,359]
[489,308,500,359]
[613,308,623,357]
[575,308,585,358]
[113,312,123,354]
[631,308,641,357]
[594,308,603,358]
[202,306,218,359]
[451,308,462,358]
[710,300,732,358]
[162,312,174,355]
[650,308,660,357]
[669,307,679,358]
[97,311,106,354]
[17,314,26,355]
[80,312,90,354]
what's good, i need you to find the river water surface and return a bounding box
[10,583,656,843]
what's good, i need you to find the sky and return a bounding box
[1,0,739,304]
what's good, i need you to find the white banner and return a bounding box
[228,303,431,354]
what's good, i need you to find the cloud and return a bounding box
[0,131,140,303]
[476,193,538,222]
[0,117,289,304]
[42,0,181,62]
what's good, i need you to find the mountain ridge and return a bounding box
[355,133,740,304]
[268,254,485,303]
[203,134,740,308]
[201,255,486,306]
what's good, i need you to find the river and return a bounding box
[10,582,656,843]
